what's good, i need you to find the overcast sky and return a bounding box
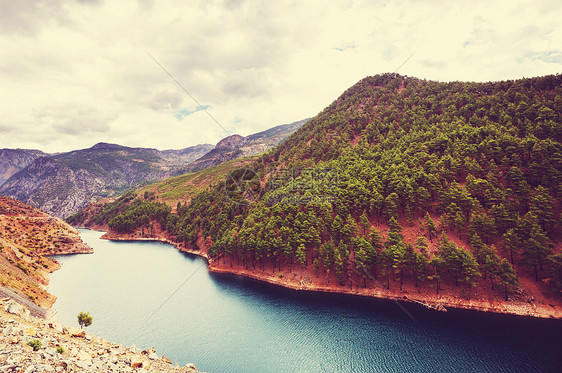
[1,0,561,153]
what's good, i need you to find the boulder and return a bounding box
[70,329,85,338]
[4,301,29,317]
[131,357,145,368]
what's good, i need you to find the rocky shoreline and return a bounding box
[0,298,202,373]
[96,229,562,321]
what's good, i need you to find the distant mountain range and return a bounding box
[0,119,307,217]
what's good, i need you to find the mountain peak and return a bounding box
[215,134,245,150]
[90,142,126,150]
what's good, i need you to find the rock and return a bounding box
[76,350,91,361]
[23,365,55,373]
[161,355,172,364]
[70,329,85,338]
[10,336,20,344]
[131,357,144,368]
[4,301,29,317]
[3,325,14,335]
[91,358,104,370]
[48,324,63,334]
[24,327,37,336]
[141,347,155,355]
[148,352,158,360]
[75,360,91,369]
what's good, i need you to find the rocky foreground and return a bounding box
[0,299,203,373]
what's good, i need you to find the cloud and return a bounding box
[33,106,117,136]
[0,0,561,153]
[174,105,212,120]
[520,51,562,64]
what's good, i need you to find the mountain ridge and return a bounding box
[0,120,306,217]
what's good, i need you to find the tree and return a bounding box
[424,212,437,241]
[413,252,429,292]
[522,221,552,281]
[546,254,562,291]
[503,229,521,264]
[334,246,345,285]
[386,217,404,248]
[331,215,344,240]
[498,259,519,301]
[296,244,307,268]
[341,214,357,242]
[313,258,320,278]
[457,247,481,299]
[429,255,444,294]
[77,311,93,329]
[359,211,370,236]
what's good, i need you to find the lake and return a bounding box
[49,229,561,372]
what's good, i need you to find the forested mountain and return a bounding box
[71,73,562,307]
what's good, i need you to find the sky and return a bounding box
[1,0,561,153]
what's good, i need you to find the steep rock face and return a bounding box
[215,134,245,150]
[183,119,308,173]
[0,196,91,308]
[0,157,103,218]
[0,149,46,185]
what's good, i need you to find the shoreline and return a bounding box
[88,228,562,321]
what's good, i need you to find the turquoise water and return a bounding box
[49,229,561,372]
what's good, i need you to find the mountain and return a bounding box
[0,149,47,185]
[180,119,309,173]
[0,142,214,218]
[0,196,91,310]
[0,120,305,218]
[76,73,562,318]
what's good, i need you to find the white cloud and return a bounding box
[0,0,561,153]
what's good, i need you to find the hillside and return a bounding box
[68,156,258,230]
[71,73,562,318]
[179,119,309,173]
[0,196,91,311]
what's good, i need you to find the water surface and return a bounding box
[49,229,561,372]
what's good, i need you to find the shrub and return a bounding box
[28,339,41,351]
